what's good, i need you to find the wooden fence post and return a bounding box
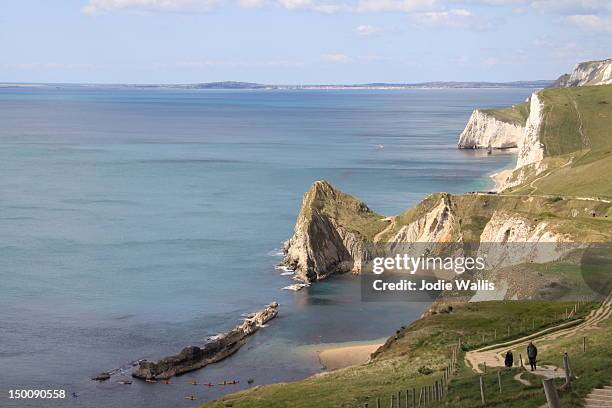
[412,388,416,408]
[418,387,422,406]
[583,336,587,353]
[397,391,401,408]
[389,394,394,408]
[519,353,524,369]
[483,362,487,373]
[479,375,486,406]
[542,378,560,408]
[563,353,572,388]
[497,371,502,393]
[405,389,409,408]
[376,397,381,408]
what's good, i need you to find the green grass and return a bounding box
[302,180,387,241]
[504,84,612,198]
[200,301,593,408]
[481,100,531,126]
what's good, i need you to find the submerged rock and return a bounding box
[92,372,111,381]
[132,302,279,380]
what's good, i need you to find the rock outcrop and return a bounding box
[515,93,545,168]
[478,210,571,267]
[458,110,524,149]
[282,180,382,282]
[132,302,278,380]
[390,194,460,244]
[553,58,612,87]
[488,92,547,192]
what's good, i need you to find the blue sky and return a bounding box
[1,0,611,84]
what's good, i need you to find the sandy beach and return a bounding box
[490,169,512,192]
[316,341,384,370]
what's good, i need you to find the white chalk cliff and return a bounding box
[554,58,612,87]
[515,92,545,168]
[458,110,524,149]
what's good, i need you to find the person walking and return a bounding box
[527,342,538,371]
[504,351,514,368]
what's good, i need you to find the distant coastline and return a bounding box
[0,80,553,90]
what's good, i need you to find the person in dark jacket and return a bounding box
[504,351,514,368]
[527,342,538,371]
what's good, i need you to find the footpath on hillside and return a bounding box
[464,292,612,385]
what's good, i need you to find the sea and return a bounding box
[0,87,533,407]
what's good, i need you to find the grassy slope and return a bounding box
[481,100,531,126]
[507,85,612,198]
[304,180,387,242]
[379,193,612,243]
[201,301,595,408]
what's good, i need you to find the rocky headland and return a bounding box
[553,58,612,87]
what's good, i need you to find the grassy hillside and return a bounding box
[507,84,612,198]
[301,180,387,242]
[481,100,531,126]
[377,193,612,243]
[200,301,596,408]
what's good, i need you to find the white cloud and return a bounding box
[83,0,219,15]
[411,8,490,29]
[564,14,612,32]
[356,0,435,12]
[239,0,266,8]
[277,0,312,9]
[354,24,383,36]
[273,0,433,13]
[531,0,612,15]
[322,53,352,63]
[451,0,612,14]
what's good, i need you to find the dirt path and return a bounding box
[465,292,612,377]
[373,216,395,242]
[526,156,574,195]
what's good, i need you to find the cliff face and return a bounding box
[390,194,460,244]
[282,178,612,301]
[553,59,612,87]
[489,92,547,192]
[515,93,545,168]
[458,110,524,149]
[282,180,382,282]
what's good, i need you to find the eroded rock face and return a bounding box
[478,210,570,267]
[132,302,278,380]
[282,180,374,282]
[490,92,547,192]
[458,110,524,150]
[391,195,460,244]
[516,93,545,169]
[553,59,612,87]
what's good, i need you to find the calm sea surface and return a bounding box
[0,87,532,407]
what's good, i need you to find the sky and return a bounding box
[1,0,612,84]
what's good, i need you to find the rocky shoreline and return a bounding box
[131,302,279,380]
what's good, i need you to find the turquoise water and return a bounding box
[0,88,529,407]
